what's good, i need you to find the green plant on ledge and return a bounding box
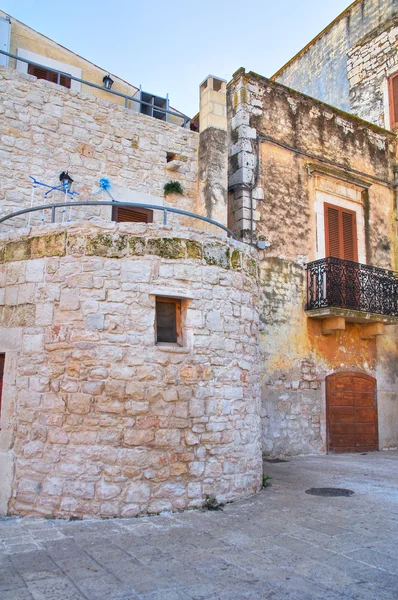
[164,181,183,196]
[263,475,272,488]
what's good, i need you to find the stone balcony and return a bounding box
[305,257,398,336]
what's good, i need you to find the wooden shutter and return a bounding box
[325,205,340,258]
[112,205,153,223]
[156,298,181,344]
[28,64,71,89]
[389,73,398,130]
[342,211,356,261]
[325,203,358,261]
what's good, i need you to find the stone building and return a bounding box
[0,2,397,519]
[228,68,398,456]
[272,0,398,129]
[0,9,187,124]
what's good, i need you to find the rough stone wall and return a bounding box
[228,70,398,456]
[0,68,198,227]
[0,222,261,518]
[273,0,398,119]
[348,17,398,127]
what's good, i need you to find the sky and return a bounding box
[1,0,351,117]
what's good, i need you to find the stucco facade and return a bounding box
[228,69,398,456]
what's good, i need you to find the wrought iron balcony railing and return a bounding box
[306,257,398,318]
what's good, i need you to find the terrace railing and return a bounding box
[0,200,235,238]
[0,49,190,127]
[306,257,398,318]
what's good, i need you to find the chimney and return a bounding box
[197,75,228,227]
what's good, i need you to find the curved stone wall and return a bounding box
[0,222,261,518]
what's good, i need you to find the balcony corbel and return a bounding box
[360,322,384,339]
[322,316,345,336]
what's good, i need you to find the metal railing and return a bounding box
[0,200,235,238]
[306,257,398,317]
[0,49,190,127]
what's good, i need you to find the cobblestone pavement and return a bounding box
[1,452,398,600]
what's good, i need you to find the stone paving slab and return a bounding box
[1,452,398,599]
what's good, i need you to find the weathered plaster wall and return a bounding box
[0,222,261,518]
[0,68,198,227]
[348,16,398,128]
[228,70,398,455]
[273,0,398,120]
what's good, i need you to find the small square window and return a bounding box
[156,298,181,345]
[166,152,176,163]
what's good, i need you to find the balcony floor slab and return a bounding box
[305,307,398,325]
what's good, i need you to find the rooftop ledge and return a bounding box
[0,221,259,278]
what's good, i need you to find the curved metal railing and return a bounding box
[0,201,235,238]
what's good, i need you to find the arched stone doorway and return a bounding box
[326,373,378,453]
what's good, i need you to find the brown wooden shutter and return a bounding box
[342,210,357,261]
[112,206,153,223]
[325,203,358,261]
[325,205,340,258]
[28,64,71,89]
[389,73,398,129]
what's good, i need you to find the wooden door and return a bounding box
[326,373,378,453]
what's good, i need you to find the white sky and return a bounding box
[1,0,351,116]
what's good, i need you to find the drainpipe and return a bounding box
[249,136,261,246]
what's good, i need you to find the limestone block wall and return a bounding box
[273,0,398,118]
[0,222,261,518]
[0,68,198,227]
[348,17,398,128]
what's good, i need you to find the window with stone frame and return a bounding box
[388,72,398,130]
[155,297,182,345]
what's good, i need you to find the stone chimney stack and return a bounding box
[197,75,228,227]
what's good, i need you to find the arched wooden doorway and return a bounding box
[326,373,378,453]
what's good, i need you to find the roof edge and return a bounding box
[234,68,395,138]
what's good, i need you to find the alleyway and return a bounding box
[1,452,398,600]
